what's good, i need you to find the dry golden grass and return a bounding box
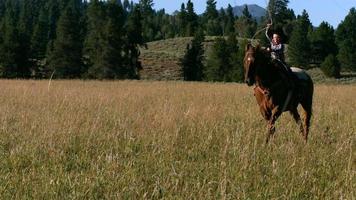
[0,80,355,199]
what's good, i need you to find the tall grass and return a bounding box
[0,80,354,199]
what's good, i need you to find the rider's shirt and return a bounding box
[270,43,285,62]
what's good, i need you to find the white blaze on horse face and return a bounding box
[247,57,252,62]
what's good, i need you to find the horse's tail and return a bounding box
[300,76,314,141]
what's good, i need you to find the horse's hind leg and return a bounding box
[266,107,282,144]
[301,104,312,142]
[290,109,304,135]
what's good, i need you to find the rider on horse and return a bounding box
[265,23,295,91]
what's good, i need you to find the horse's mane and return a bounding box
[252,45,283,88]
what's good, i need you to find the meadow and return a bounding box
[0,80,354,199]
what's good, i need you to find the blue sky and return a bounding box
[132,0,356,28]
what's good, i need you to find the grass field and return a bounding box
[0,80,355,199]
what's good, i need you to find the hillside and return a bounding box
[140,37,356,83]
[140,37,217,80]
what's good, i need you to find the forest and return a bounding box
[0,0,355,80]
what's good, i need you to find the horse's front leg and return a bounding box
[266,106,282,144]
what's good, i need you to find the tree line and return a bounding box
[0,0,355,80]
[0,0,144,79]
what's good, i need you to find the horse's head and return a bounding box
[244,43,257,86]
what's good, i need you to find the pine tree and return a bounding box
[309,21,337,64]
[139,0,155,41]
[124,5,144,79]
[267,0,295,41]
[48,0,83,78]
[204,0,221,36]
[84,0,106,78]
[227,34,244,82]
[225,4,235,35]
[0,0,21,78]
[288,10,312,68]
[46,0,60,56]
[181,30,205,81]
[185,0,198,36]
[205,37,230,81]
[31,7,50,61]
[336,8,356,71]
[235,5,257,38]
[15,0,36,77]
[94,0,125,79]
[177,3,187,36]
[321,54,340,78]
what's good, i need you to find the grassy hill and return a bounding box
[140,37,217,81]
[140,37,356,83]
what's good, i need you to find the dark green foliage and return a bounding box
[0,0,21,78]
[224,4,235,36]
[203,0,221,36]
[205,35,244,82]
[267,0,295,42]
[185,0,198,36]
[87,0,126,79]
[180,30,205,81]
[288,10,312,68]
[48,0,83,78]
[177,3,187,36]
[309,22,337,64]
[335,8,356,71]
[139,0,155,41]
[0,0,354,80]
[31,7,49,60]
[124,5,144,79]
[84,0,107,78]
[177,0,199,37]
[321,54,340,78]
[235,5,257,38]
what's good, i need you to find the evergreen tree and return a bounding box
[185,0,198,36]
[180,30,205,81]
[31,7,50,61]
[94,0,125,79]
[139,0,155,41]
[17,0,45,77]
[309,22,337,64]
[288,10,312,68]
[227,34,244,82]
[204,0,221,36]
[267,0,295,41]
[205,37,230,81]
[177,3,187,36]
[124,5,144,78]
[0,0,21,78]
[335,8,356,71]
[321,54,340,78]
[48,0,83,78]
[225,4,235,35]
[235,5,257,38]
[84,0,106,78]
[46,0,60,56]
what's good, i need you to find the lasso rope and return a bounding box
[251,0,274,41]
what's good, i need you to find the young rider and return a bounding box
[265,23,295,90]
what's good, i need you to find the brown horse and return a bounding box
[244,43,314,143]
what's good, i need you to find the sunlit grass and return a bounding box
[0,80,354,199]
